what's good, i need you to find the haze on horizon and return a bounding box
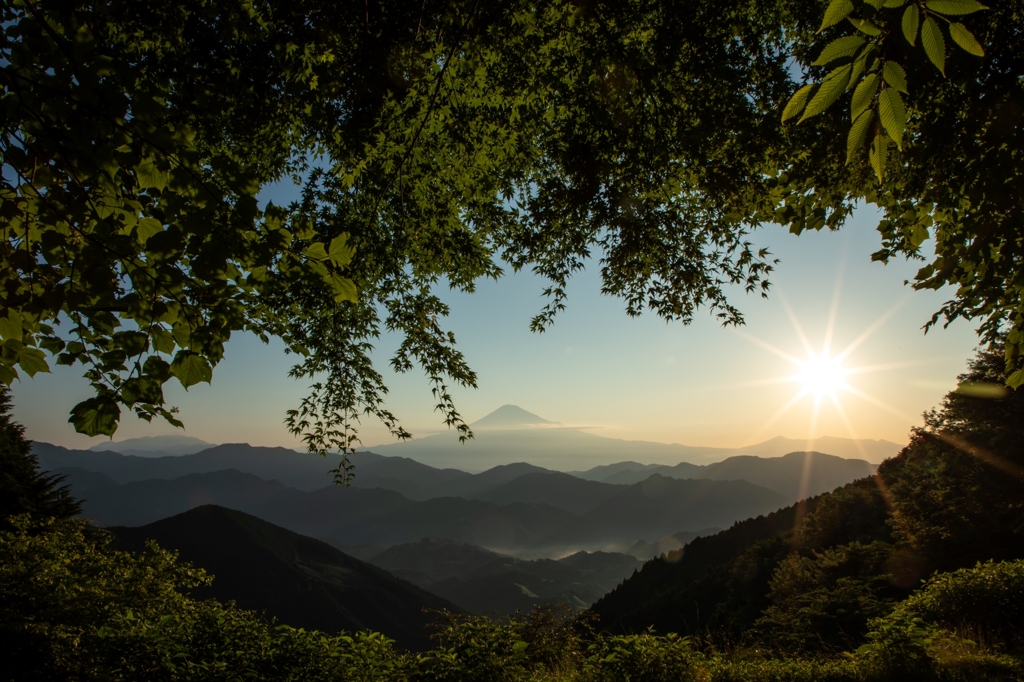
[10,205,980,461]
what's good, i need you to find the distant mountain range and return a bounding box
[89,434,214,457]
[48,463,785,556]
[365,538,643,615]
[108,505,455,649]
[35,439,877,507]
[362,405,901,470]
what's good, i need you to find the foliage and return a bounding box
[0,515,416,682]
[1,0,793,458]
[882,342,1024,567]
[582,631,707,682]
[755,542,901,652]
[784,0,990,180]
[0,385,78,524]
[5,0,1023,471]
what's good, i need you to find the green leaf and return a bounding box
[848,109,876,162]
[305,242,329,260]
[879,89,907,149]
[813,36,866,66]
[851,73,880,120]
[0,310,23,342]
[883,0,907,6]
[922,16,946,74]
[882,62,909,93]
[1007,369,1024,390]
[925,0,988,15]
[151,327,176,354]
[864,0,885,9]
[170,351,213,389]
[849,45,876,84]
[819,0,855,31]
[870,129,888,180]
[949,22,985,55]
[329,273,358,303]
[70,397,120,437]
[327,233,356,267]
[0,363,17,385]
[782,84,816,121]
[800,65,853,121]
[848,17,882,36]
[136,217,163,244]
[135,160,168,191]
[902,5,920,45]
[17,346,50,377]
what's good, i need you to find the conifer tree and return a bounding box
[0,387,79,524]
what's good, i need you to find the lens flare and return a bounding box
[795,354,849,398]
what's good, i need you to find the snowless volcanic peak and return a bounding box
[471,405,556,429]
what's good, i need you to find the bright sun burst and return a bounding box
[734,283,925,449]
[794,353,850,399]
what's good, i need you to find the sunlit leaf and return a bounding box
[329,273,358,303]
[848,17,882,36]
[136,217,163,244]
[819,0,855,31]
[813,36,866,66]
[925,0,989,15]
[782,84,816,121]
[870,129,888,180]
[800,65,853,121]
[848,109,876,162]
[170,352,213,389]
[851,73,880,120]
[882,62,908,93]
[949,22,985,55]
[328,233,356,267]
[70,397,120,437]
[17,347,50,377]
[0,311,23,342]
[879,89,907,150]
[902,5,920,45]
[922,16,946,74]
[135,160,168,191]
[305,242,329,260]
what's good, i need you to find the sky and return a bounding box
[12,204,981,453]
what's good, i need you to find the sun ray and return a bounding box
[734,329,805,366]
[822,251,847,358]
[840,384,917,422]
[746,389,809,444]
[835,295,913,363]
[777,290,816,358]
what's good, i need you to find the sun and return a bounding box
[795,353,850,398]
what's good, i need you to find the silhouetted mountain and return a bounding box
[568,461,666,481]
[89,434,214,456]
[536,475,787,553]
[54,465,787,558]
[363,406,900,470]
[368,538,642,615]
[578,451,877,502]
[107,505,456,650]
[54,467,577,552]
[36,442,470,494]
[472,404,555,428]
[424,462,555,500]
[470,471,622,515]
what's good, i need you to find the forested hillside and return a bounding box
[592,344,1024,656]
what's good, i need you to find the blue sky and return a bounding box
[13,204,980,452]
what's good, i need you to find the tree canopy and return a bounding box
[1,0,1021,466]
